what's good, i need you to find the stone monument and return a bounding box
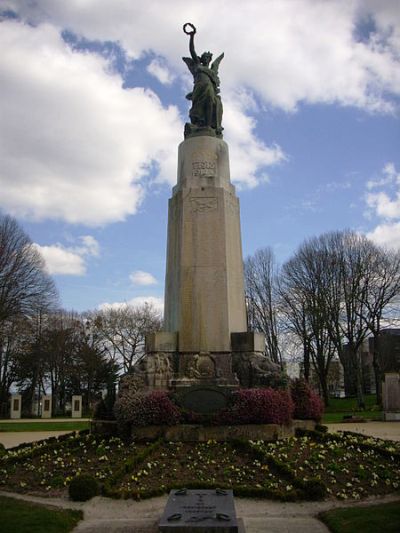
[72,395,82,418]
[133,24,278,409]
[41,395,52,418]
[10,394,22,419]
[383,372,400,421]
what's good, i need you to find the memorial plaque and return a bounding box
[159,489,238,532]
[178,386,231,415]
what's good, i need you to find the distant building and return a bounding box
[343,329,400,396]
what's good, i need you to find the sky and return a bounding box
[0,0,399,314]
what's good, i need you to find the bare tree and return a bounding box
[244,248,282,366]
[88,303,162,373]
[0,317,27,416]
[280,243,337,404]
[0,215,58,322]
[280,230,398,407]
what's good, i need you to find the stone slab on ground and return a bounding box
[326,421,400,441]
[159,489,238,532]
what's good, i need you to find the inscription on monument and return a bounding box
[159,489,238,532]
[191,150,217,178]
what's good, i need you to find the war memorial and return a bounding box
[124,23,282,420]
[1,25,399,533]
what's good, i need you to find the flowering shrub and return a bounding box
[114,390,181,427]
[214,388,294,425]
[290,379,324,421]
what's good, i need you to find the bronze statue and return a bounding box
[182,23,224,137]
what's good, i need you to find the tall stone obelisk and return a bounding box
[164,135,247,353]
[145,24,266,393]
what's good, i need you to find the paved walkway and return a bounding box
[0,418,90,423]
[1,490,398,533]
[0,431,74,448]
[326,421,400,441]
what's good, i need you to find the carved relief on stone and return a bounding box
[190,197,218,213]
[186,352,216,379]
[232,352,283,388]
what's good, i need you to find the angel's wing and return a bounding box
[211,52,224,73]
[182,56,197,76]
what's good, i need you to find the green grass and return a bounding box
[324,395,378,413]
[0,421,89,432]
[322,411,383,424]
[322,394,382,423]
[0,495,83,533]
[319,501,400,533]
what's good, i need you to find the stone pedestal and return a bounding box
[383,372,400,421]
[10,394,22,419]
[164,136,247,354]
[41,395,52,418]
[72,395,82,418]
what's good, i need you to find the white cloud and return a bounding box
[98,296,164,313]
[365,163,400,250]
[223,91,286,188]
[366,162,400,189]
[367,222,400,250]
[366,164,400,220]
[34,235,100,275]
[34,244,85,275]
[147,58,175,85]
[130,270,158,286]
[6,0,400,112]
[0,19,182,226]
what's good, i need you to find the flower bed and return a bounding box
[1,429,399,502]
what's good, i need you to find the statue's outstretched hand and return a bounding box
[183,22,196,36]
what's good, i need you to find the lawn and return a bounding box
[322,394,382,423]
[0,495,82,533]
[0,421,90,432]
[319,500,400,533]
[1,429,399,502]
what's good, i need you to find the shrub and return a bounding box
[0,443,6,457]
[290,379,324,421]
[214,388,294,425]
[93,398,116,421]
[114,390,181,427]
[68,474,99,501]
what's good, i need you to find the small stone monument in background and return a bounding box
[71,395,82,418]
[383,372,400,421]
[10,394,22,419]
[41,395,52,418]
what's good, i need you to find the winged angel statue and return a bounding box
[182,23,224,137]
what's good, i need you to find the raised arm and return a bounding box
[183,23,198,62]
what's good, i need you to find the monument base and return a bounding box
[130,330,283,401]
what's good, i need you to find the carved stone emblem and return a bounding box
[190,197,217,213]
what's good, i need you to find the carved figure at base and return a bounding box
[183,23,224,138]
[233,352,286,388]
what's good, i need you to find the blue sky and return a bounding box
[1,1,399,313]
